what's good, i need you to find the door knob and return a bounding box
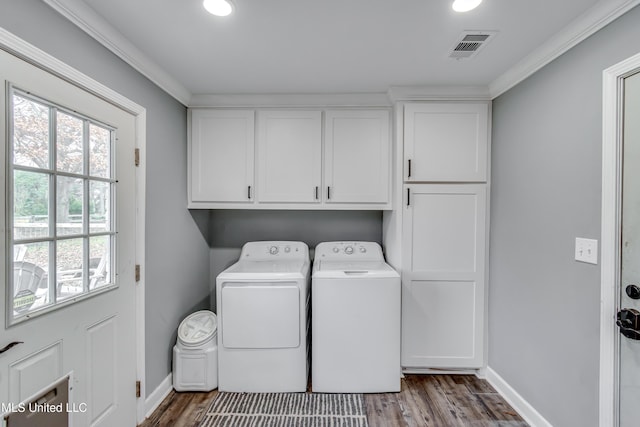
[617,308,640,340]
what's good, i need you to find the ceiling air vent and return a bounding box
[449,31,497,59]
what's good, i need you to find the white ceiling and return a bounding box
[45,0,638,103]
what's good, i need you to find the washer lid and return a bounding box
[313,260,400,278]
[178,310,217,346]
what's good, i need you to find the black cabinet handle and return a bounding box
[0,341,23,354]
[327,186,331,200]
[407,188,410,207]
[408,159,412,178]
[315,186,319,200]
[248,186,252,199]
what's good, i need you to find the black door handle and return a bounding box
[617,308,640,340]
[619,325,640,340]
[0,341,23,354]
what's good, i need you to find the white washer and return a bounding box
[216,241,310,392]
[312,241,401,393]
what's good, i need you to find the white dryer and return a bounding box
[216,241,310,392]
[312,241,401,393]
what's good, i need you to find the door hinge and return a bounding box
[134,148,140,167]
[136,380,141,398]
[135,264,141,282]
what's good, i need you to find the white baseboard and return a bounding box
[144,373,173,419]
[486,367,553,427]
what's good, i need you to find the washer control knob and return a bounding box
[284,246,291,253]
[333,247,340,253]
[345,245,354,255]
[359,246,367,253]
[269,246,279,255]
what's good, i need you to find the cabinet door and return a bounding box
[257,111,322,203]
[190,109,254,203]
[324,110,390,205]
[404,103,488,182]
[401,184,486,368]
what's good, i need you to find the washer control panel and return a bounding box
[241,241,309,260]
[315,242,384,261]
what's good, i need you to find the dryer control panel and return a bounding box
[240,241,309,261]
[315,242,384,261]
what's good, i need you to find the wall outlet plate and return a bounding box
[575,238,598,264]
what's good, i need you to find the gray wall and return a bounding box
[0,0,211,397]
[490,6,640,426]
[208,210,382,309]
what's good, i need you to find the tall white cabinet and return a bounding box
[396,102,490,370]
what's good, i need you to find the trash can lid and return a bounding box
[178,310,217,346]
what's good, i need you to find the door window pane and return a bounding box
[89,236,111,289]
[13,241,51,316]
[57,238,85,300]
[56,111,84,174]
[90,180,110,233]
[89,124,110,178]
[13,170,50,240]
[56,176,84,236]
[12,95,50,169]
[9,89,117,324]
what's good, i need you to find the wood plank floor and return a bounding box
[139,375,528,427]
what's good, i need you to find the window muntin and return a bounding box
[8,87,116,324]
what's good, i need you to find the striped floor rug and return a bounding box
[198,392,369,427]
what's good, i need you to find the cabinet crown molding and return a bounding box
[189,93,392,108]
[388,86,491,102]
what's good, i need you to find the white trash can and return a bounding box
[173,310,218,392]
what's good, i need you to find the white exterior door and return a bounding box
[401,184,485,368]
[324,110,390,205]
[0,49,138,426]
[257,110,322,203]
[190,109,255,205]
[619,71,640,427]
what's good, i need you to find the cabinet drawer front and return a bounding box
[404,103,488,182]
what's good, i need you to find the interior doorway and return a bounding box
[600,51,640,427]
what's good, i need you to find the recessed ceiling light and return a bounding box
[452,0,482,12]
[203,0,234,16]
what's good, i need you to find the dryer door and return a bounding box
[220,282,300,349]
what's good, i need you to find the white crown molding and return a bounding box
[189,93,392,108]
[38,0,640,105]
[388,85,491,102]
[0,27,144,115]
[42,0,192,106]
[489,0,640,98]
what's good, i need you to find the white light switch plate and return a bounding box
[575,238,598,264]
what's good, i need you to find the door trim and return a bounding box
[0,28,148,424]
[600,51,640,427]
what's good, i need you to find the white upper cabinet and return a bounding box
[189,109,255,206]
[257,110,322,204]
[404,103,488,182]
[324,110,390,206]
[188,107,392,209]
